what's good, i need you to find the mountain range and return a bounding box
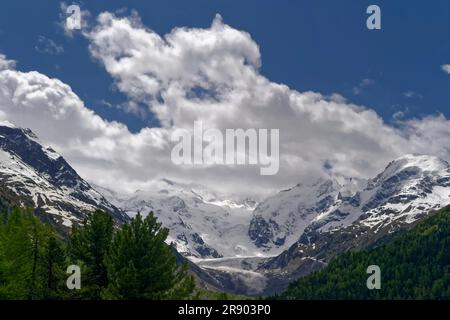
[1,120,449,295]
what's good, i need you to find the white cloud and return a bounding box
[35,36,64,55]
[398,114,450,161]
[403,90,423,99]
[441,64,450,74]
[352,78,375,95]
[0,63,172,194]
[87,13,261,127]
[1,13,450,199]
[0,54,16,71]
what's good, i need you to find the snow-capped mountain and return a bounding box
[96,179,261,258]
[248,154,450,254]
[96,154,450,296]
[2,119,450,296]
[0,121,128,230]
[353,154,450,227]
[257,154,450,295]
[248,177,365,251]
[96,153,450,265]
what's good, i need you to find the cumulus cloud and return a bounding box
[87,13,261,127]
[0,60,172,194]
[1,12,450,199]
[398,114,450,161]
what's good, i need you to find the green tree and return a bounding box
[0,207,54,299]
[0,213,8,298]
[68,210,114,299]
[41,236,66,299]
[103,212,195,300]
[279,206,450,300]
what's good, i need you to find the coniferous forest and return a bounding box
[278,207,450,300]
[1,192,449,300]
[0,198,195,300]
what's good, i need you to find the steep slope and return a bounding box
[250,154,450,255]
[278,206,450,299]
[0,121,128,231]
[95,154,450,295]
[248,177,364,251]
[96,179,261,258]
[259,154,450,294]
[353,154,450,228]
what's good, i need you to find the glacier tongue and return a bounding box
[2,121,449,274]
[2,121,450,296]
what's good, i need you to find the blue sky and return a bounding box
[0,0,450,131]
[2,0,450,196]
[1,0,450,133]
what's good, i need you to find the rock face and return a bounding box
[257,154,450,295]
[97,152,450,295]
[0,121,128,231]
[95,179,260,259]
[3,119,449,295]
[248,178,349,251]
[248,154,450,254]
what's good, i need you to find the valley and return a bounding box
[1,121,450,296]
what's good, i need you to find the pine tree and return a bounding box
[0,208,53,299]
[0,214,7,298]
[278,207,450,300]
[68,210,114,299]
[103,212,195,300]
[41,236,66,299]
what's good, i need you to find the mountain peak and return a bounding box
[0,120,40,141]
[380,154,449,181]
[392,153,448,168]
[0,120,16,129]
[0,122,128,230]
